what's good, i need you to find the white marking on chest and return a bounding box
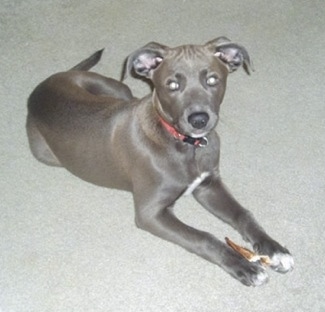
[184,172,210,196]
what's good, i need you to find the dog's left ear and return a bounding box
[206,37,253,75]
[123,42,168,80]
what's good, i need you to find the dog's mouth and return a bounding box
[188,129,210,138]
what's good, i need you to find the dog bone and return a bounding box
[225,237,271,265]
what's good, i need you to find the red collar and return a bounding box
[159,116,208,147]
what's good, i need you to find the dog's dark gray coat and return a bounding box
[27,37,294,286]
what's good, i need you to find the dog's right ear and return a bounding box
[123,42,168,80]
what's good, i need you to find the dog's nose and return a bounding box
[188,112,209,129]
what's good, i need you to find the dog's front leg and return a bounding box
[133,183,269,286]
[193,174,294,274]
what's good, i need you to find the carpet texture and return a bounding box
[1,0,324,311]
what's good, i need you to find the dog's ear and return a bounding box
[123,42,168,80]
[206,37,253,75]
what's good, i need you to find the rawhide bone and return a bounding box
[225,237,271,266]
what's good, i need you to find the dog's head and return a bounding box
[125,37,252,139]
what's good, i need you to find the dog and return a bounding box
[26,37,294,286]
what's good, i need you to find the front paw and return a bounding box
[254,240,294,273]
[269,252,294,273]
[226,255,269,287]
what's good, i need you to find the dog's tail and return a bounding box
[70,48,104,71]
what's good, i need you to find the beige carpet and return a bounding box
[1,0,324,311]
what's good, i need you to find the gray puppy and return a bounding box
[27,37,294,286]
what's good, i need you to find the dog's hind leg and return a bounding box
[26,116,61,167]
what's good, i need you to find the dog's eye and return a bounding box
[206,76,219,86]
[167,81,180,91]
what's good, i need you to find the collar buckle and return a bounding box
[197,137,208,147]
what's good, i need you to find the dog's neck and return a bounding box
[152,90,208,147]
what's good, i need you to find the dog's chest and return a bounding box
[184,171,210,196]
[173,136,219,196]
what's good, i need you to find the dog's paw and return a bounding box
[254,240,294,273]
[228,257,269,287]
[270,252,294,273]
